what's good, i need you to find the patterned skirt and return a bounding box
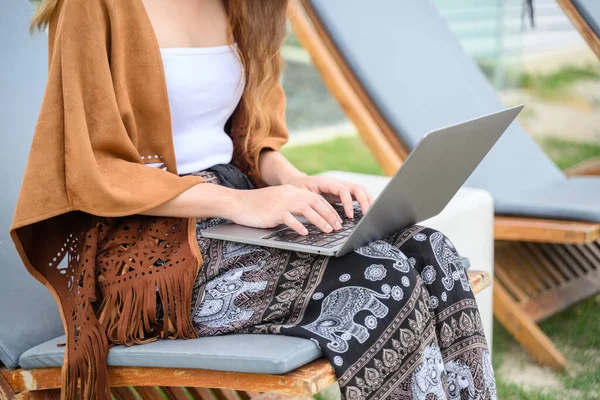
[189,170,497,400]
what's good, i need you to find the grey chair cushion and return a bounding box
[0,2,65,368]
[19,334,322,374]
[308,1,600,223]
[573,0,600,39]
[496,177,600,221]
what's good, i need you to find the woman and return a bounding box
[11,0,496,399]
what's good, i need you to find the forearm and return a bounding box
[142,151,304,218]
[259,150,307,186]
[142,150,302,218]
[141,183,239,219]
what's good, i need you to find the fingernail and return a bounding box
[325,224,333,232]
[335,221,342,230]
[301,227,308,235]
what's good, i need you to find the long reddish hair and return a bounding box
[31,0,289,155]
[224,1,289,154]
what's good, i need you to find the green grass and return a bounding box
[474,61,600,100]
[282,136,384,176]
[491,297,600,399]
[542,296,600,397]
[496,382,560,400]
[538,137,600,170]
[519,65,600,100]
[284,135,600,399]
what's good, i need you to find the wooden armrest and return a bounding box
[1,359,337,397]
[495,216,600,244]
[468,270,491,295]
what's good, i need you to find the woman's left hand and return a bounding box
[284,175,374,219]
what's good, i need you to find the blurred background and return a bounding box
[281,0,600,176]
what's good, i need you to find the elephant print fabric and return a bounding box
[302,286,390,353]
[192,263,268,328]
[189,171,496,400]
[411,343,446,400]
[430,231,471,292]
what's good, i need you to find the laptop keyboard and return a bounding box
[261,204,364,248]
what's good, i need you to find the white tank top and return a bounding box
[160,45,245,175]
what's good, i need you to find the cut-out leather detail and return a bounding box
[49,215,200,399]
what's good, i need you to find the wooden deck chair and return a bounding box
[0,1,491,399]
[287,0,600,372]
[557,0,600,173]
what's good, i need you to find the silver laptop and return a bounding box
[202,106,523,257]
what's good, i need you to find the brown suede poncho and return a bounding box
[10,0,288,398]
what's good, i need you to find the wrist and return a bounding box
[278,170,308,186]
[216,186,242,220]
[194,184,241,220]
[259,150,308,186]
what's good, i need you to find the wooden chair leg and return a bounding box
[160,387,191,400]
[237,391,253,400]
[134,387,166,400]
[493,282,569,371]
[186,388,266,400]
[186,388,215,400]
[14,390,61,400]
[212,389,242,400]
[229,390,255,400]
[0,373,16,400]
[112,387,140,400]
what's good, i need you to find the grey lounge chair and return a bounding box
[288,0,600,371]
[0,1,491,398]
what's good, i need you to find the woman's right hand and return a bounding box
[226,185,344,235]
